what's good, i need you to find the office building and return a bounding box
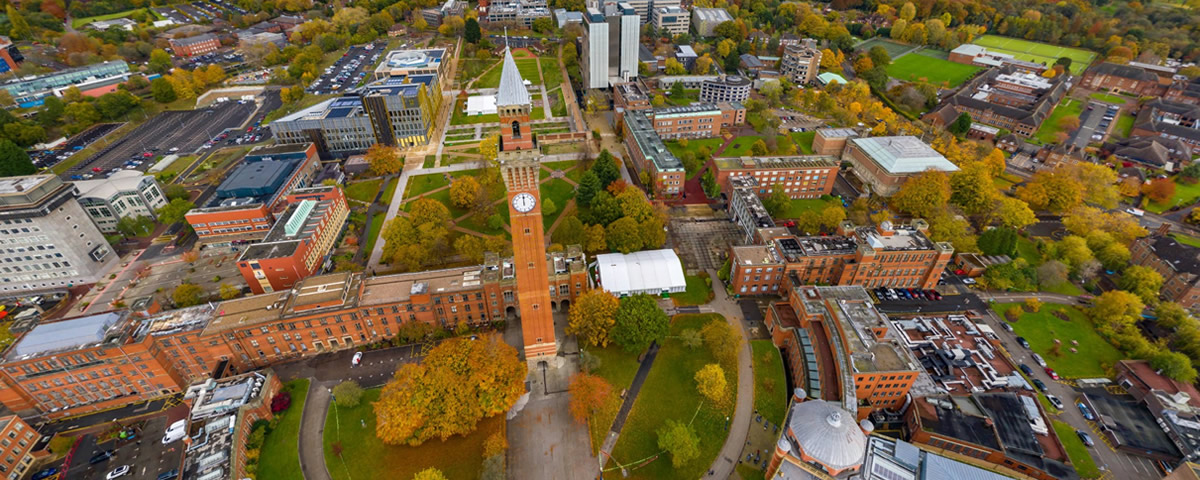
[1,60,129,107]
[484,0,552,27]
[581,2,640,89]
[0,175,116,293]
[691,7,732,37]
[169,33,221,57]
[371,48,446,81]
[699,75,751,103]
[554,8,584,27]
[709,155,839,200]
[274,80,443,156]
[237,186,349,294]
[421,0,466,27]
[780,41,822,84]
[643,102,745,139]
[924,66,1069,138]
[842,136,959,196]
[650,5,689,36]
[74,170,167,234]
[673,45,698,70]
[0,415,42,480]
[185,143,321,242]
[622,109,685,197]
[1132,99,1200,149]
[727,176,775,242]
[0,36,23,74]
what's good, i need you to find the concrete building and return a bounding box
[691,7,732,37]
[237,186,349,294]
[947,44,1047,73]
[733,220,954,296]
[0,415,42,480]
[612,81,653,115]
[0,175,116,293]
[420,0,466,27]
[371,48,446,81]
[812,127,859,156]
[593,249,686,297]
[484,0,552,27]
[0,60,129,107]
[1130,230,1200,310]
[554,8,584,27]
[699,75,751,104]
[181,370,282,480]
[924,66,1069,138]
[643,102,745,139]
[0,36,23,74]
[73,170,167,234]
[727,176,775,243]
[581,2,640,89]
[1081,62,1169,97]
[710,155,839,200]
[780,41,822,85]
[1132,99,1200,149]
[649,5,689,36]
[673,45,698,70]
[185,143,321,243]
[169,33,221,57]
[842,136,959,196]
[622,109,685,197]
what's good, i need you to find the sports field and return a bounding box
[854,37,918,59]
[887,53,981,87]
[971,35,1096,75]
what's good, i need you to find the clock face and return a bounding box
[512,192,537,213]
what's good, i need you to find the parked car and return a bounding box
[962,278,977,285]
[1078,402,1095,420]
[31,468,58,480]
[157,469,180,480]
[1032,353,1047,367]
[1046,394,1065,410]
[1077,431,1095,447]
[1044,367,1059,380]
[1018,364,1034,376]
[107,465,131,479]
[89,450,114,464]
[1032,379,1047,392]
[1001,322,1014,332]
[352,351,363,367]
[1016,337,1030,348]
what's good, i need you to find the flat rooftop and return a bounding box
[651,102,740,119]
[5,312,125,361]
[854,224,937,252]
[797,286,920,373]
[1083,387,1181,457]
[713,155,839,171]
[0,175,51,195]
[202,293,289,336]
[624,110,683,172]
[731,245,782,266]
[360,266,487,306]
[133,304,217,341]
[774,235,858,260]
[285,272,356,311]
[850,136,958,174]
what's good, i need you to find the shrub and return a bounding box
[270,391,292,413]
[1004,308,1019,322]
[332,380,363,408]
[1024,298,1042,313]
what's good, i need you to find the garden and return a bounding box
[254,379,310,480]
[992,303,1123,378]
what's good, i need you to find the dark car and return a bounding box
[1032,379,1047,392]
[1016,337,1030,348]
[1077,431,1095,447]
[1078,402,1095,421]
[157,469,180,480]
[89,450,114,464]
[31,468,58,480]
[1018,364,1034,376]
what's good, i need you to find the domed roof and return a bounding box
[786,400,867,471]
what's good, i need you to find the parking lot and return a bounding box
[181,51,244,71]
[152,7,191,24]
[189,1,227,19]
[209,0,248,15]
[58,408,188,480]
[175,3,214,22]
[1070,102,1120,149]
[308,41,387,94]
[61,100,258,181]
[30,123,123,169]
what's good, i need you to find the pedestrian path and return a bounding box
[598,342,660,470]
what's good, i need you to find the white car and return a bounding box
[107,465,131,479]
[962,278,977,285]
[1046,394,1065,410]
[352,352,363,367]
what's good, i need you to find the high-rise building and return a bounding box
[496,45,558,366]
[780,41,822,84]
[581,2,640,89]
[650,4,689,36]
[0,175,116,293]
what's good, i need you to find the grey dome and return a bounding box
[786,400,867,471]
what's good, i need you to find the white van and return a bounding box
[162,420,186,445]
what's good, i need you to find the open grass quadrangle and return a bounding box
[887,53,981,87]
[970,35,1097,75]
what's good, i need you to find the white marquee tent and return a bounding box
[593,249,687,297]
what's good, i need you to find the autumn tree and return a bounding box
[381,199,452,271]
[567,373,613,424]
[949,163,998,215]
[611,294,669,353]
[366,144,404,175]
[412,469,448,480]
[454,235,485,264]
[172,283,205,307]
[701,319,740,367]
[1143,177,1176,204]
[375,337,525,445]
[219,283,241,300]
[479,135,500,164]
[333,380,364,407]
[694,363,727,405]
[1088,290,1145,336]
[1119,265,1164,305]
[891,170,950,218]
[566,290,620,347]
[991,196,1037,229]
[450,176,483,210]
[657,419,700,467]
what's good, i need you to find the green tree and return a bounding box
[0,139,35,177]
[700,319,740,367]
[164,184,191,201]
[947,112,972,137]
[566,289,620,347]
[591,150,620,187]
[6,6,30,40]
[542,198,558,217]
[761,183,790,218]
[148,49,173,73]
[657,419,700,467]
[576,171,602,206]
[531,17,555,34]
[891,170,950,219]
[115,215,155,237]
[1151,351,1198,383]
[465,18,482,44]
[156,198,195,226]
[333,380,364,407]
[611,294,669,353]
[554,215,586,246]
[978,228,1018,257]
[605,217,642,253]
[151,78,177,103]
[750,139,768,156]
[701,170,721,198]
[1119,265,1164,305]
[172,283,205,307]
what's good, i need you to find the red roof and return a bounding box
[1120,359,1200,408]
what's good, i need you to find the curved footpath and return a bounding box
[705,268,755,479]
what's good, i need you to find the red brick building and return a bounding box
[0,415,42,479]
[644,103,744,140]
[169,33,220,57]
[729,220,954,296]
[236,186,349,294]
[612,81,652,115]
[708,156,839,200]
[1130,231,1200,310]
[1081,62,1169,97]
[811,128,858,156]
[622,109,686,198]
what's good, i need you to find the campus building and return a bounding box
[650,5,689,36]
[621,109,685,197]
[842,136,959,196]
[812,127,859,155]
[483,0,552,27]
[1167,77,1200,106]
[1132,99,1200,149]
[182,370,282,480]
[169,33,221,57]
[0,175,116,293]
[766,397,870,478]
[780,41,822,84]
[371,48,447,81]
[1081,62,1169,97]
[727,176,775,243]
[1130,230,1200,310]
[691,7,732,37]
[730,220,954,296]
[947,44,1047,73]
[73,170,168,234]
[612,81,653,115]
[581,2,640,89]
[924,66,1069,138]
[643,103,745,139]
[699,75,751,104]
[274,62,444,156]
[420,0,466,27]
[0,36,23,74]
[0,60,130,107]
[708,155,839,199]
[185,143,321,243]
[0,415,42,480]
[236,186,349,294]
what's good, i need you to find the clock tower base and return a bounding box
[524,341,560,368]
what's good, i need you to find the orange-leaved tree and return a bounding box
[567,373,613,424]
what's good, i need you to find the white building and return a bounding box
[582,2,640,89]
[0,175,117,293]
[650,5,690,36]
[692,7,732,37]
[593,249,686,297]
[74,170,168,234]
[465,95,498,116]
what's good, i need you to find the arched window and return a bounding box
[511,120,522,138]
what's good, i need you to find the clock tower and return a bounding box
[495,45,557,366]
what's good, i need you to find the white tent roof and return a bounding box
[595,249,686,294]
[465,95,497,115]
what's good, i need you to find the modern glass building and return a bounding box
[2,60,130,107]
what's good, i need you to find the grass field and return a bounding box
[540,178,575,231]
[750,341,787,426]
[855,37,918,59]
[1053,420,1102,478]
[258,379,310,480]
[971,35,1096,75]
[1144,177,1200,213]
[1089,92,1128,104]
[323,388,501,480]
[665,138,725,160]
[790,131,816,154]
[541,57,563,88]
[380,177,399,206]
[887,54,981,87]
[1032,99,1082,144]
[720,136,768,157]
[363,213,384,256]
[584,344,642,454]
[1115,113,1135,138]
[404,174,450,200]
[344,179,382,203]
[72,8,162,28]
[779,196,842,220]
[605,314,736,480]
[992,303,1123,378]
[1173,234,1200,248]
[672,273,714,306]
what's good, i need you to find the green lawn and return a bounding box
[457,58,501,85]
[324,388,501,480]
[422,155,436,168]
[540,178,575,231]
[404,174,450,200]
[457,203,509,237]
[258,379,310,480]
[790,131,816,154]
[605,314,735,480]
[72,9,158,28]
[1016,236,1041,264]
[1115,113,1135,138]
[1053,420,1102,478]
[472,63,505,88]
[541,160,581,180]
[736,464,767,480]
[584,344,643,454]
[1089,92,1127,104]
[672,273,714,306]
[1032,99,1083,145]
[541,57,563,88]
[993,173,1019,191]
[778,196,841,220]
[1173,234,1200,248]
[992,303,1123,378]
[972,35,1096,75]
[364,213,384,256]
[515,58,542,84]
[664,138,725,160]
[1144,177,1200,213]
[1042,281,1084,296]
[750,341,787,426]
[719,136,767,157]
[380,177,399,206]
[886,54,981,87]
[344,179,382,203]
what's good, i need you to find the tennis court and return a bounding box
[855,37,919,59]
[972,35,1096,75]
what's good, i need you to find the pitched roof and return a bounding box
[496,46,531,107]
[1090,62,1158,82]
[1106,136,1191,168]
